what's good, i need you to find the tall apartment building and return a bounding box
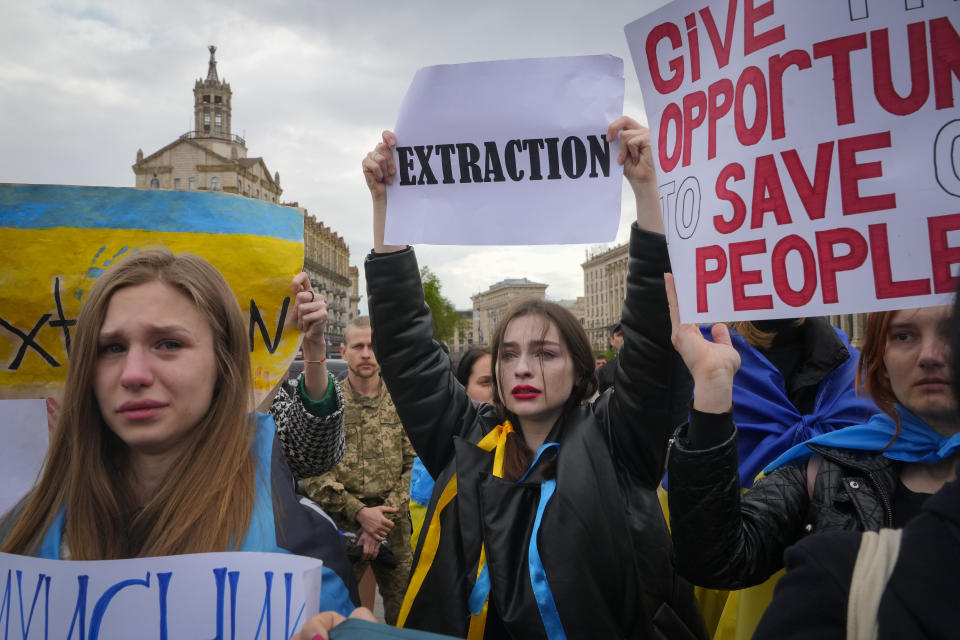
[582,243,628,353]
[302,211,351,351]
[449,310,475,357]
[472,278,548,345]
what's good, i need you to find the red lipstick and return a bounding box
[511,385,541,400]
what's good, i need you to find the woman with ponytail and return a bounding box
[359,118,705,640]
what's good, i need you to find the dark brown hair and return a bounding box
[489,299,596,480]
[455,346,491,387]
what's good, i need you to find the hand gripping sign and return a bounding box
[626,0,960,322]
[0,184,305,407]
[385,55,626,246]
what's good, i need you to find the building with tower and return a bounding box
[132,46,357,356]
[132,46,282,202]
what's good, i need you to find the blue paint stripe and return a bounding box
[0,184,302,241]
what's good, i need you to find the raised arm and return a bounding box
[664,274,812,587]
[363,131,406,255]
[597,117,691,487]
[271,273,345,479]
[362,132,487,478]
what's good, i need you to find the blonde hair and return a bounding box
[1,248,256,558]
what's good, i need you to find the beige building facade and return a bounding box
[449,310,475,357]
[827,313,868,349]
[472,278,548,346]
[132,46,282,203]
[582,243,628,353]
[302,211,352,352]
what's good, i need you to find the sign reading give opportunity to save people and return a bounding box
[626,0,960,322]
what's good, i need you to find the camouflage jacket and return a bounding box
[301,377,415,530]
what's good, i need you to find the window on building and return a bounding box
[188,176,196,190]
[214,95,222,104]
[203,95,210,103]
[150,176,159,189]
[174,178,181,189]
[215,109,222,134]
[209,176,221,191]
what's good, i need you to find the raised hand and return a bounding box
[665,273,741,413]
[291,271,329,399]
[362,130,398,202]
[607,116,663,234]
[362,130,405,253]
[292,272,327,346]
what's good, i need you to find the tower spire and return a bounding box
[206,45,219,82]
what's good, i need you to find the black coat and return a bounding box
[365,226,705,639]
[754,470,960,639]
[668,417,900,590]
[596,353,618,393]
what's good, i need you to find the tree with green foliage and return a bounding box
[421,266,462,345]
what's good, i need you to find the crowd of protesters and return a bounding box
[2,116,957,640]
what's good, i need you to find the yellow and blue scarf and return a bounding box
[397,422,566,639]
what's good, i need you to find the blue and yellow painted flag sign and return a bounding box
[0,184,304,408]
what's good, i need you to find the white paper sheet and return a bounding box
[0,398,48,515]
[386,55,625,245]
[626,0,959,322]
[0,551,323,639]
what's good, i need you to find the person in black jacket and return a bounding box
[664,291,959,616]
[752,472,960,639]
[595,321,623,393]
[358,118,706,639]
[752,283,960,640]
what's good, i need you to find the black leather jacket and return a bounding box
[366,225,705,640]
[668,417,898,590]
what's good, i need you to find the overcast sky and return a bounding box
[0,0,669,311]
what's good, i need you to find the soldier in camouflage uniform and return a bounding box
[301,317,415,625]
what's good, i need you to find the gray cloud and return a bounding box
[0,0,667,309]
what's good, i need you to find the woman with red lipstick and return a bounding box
[358,117,706,640]
[665,301,960,609]
[0,249,358,616]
